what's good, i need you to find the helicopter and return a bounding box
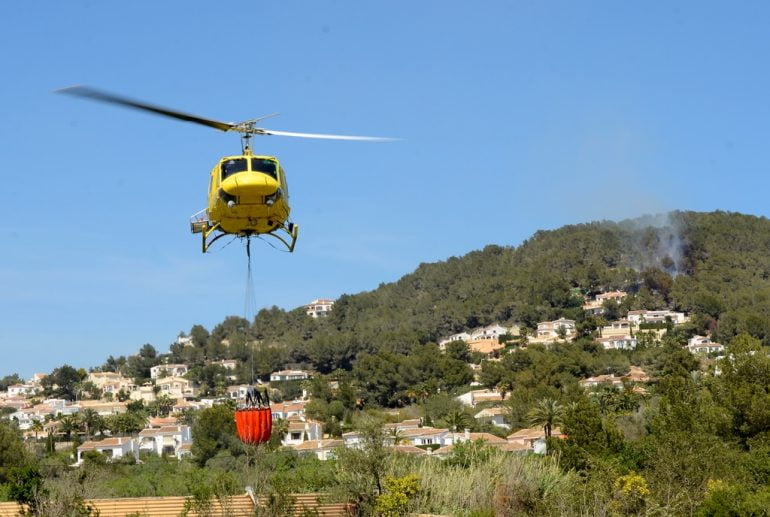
[58,86,394,252]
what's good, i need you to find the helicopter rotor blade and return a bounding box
[259,128,397,142]
[56,85,236,132]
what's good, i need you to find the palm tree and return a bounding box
[496,379,514,401]
[527,398,563,440]
[80,409,100,440]
[150,394,175,417]
[444,410,471,444]
[269,418,290,448]
[388,428,406,445]
[30,420,44,441]
[59,414,80,441]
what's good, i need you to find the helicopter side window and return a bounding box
[221,158,248,180]
[251,159,278,179]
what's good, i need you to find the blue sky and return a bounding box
[2,1,769,377]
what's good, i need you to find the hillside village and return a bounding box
[4,211,770,514]
[0,288,725,466]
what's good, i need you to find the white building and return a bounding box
[156,376,198,399]
[150,364,189,380]
[474,407,509,429]
[6,384,41,398]
[456,389,506,408]
[686,335,724,355]
[627,310,687,325]
[76,437,137,465]
[137,425,192,458]
[600,320,633,337]
[282,418,323,446]
[292,439,344,461]
[597,336,638,350]
[536,318,576,339]
[305,298,335,318]
[583,291,627,314]
[470,324,516,341]
[270,370,310,382]
[438,332,472,349]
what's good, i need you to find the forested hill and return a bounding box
[162,210,770,379]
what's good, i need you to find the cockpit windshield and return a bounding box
[221,158,248,180]
[252,158,278,179]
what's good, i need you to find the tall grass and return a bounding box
[388,450,580,516]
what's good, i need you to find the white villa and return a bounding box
[137,425,192,459]
[305,298,335,318]
[583,290,627,314]
[536,318,576,340]
[270,370,311,382]
[686,335,725,355]
[474,407,509,428]
[627,310,687,325]
[597,336,638,350]
[76,437,138,465]
[150,364,189,379]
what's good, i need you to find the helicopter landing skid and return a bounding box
[190,221,225,253]
[263,222,299,253]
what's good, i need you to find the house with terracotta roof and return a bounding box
[600,319,634,337]
[583,291,627,314]
[292,439,344,460]
[397,426,453,447]
[627,309,687,325]
[456,389,507,408]
[507,426,565,454]
[283,417,323,446]
[150,364,189,380]
[147,416,179,428]
[156,376,198,399]
[686,335,725,355]
[6,383,42,398]
[78,399,127,413]
[76,437,137,465]
[432,430,508,457]
[270,400,307,420]
[137,425,192,459]
[535,318,576,341]
[305,298,335,318]
[466,338,505,356]
[596,335,638,350]
[474,407,509,428]
[383,419,422,433]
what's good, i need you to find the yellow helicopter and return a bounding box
[58,86,393,252]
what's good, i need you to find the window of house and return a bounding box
[291,432,302,440]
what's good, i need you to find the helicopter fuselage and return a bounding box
[208,152,290,234]
[191,151,298,252]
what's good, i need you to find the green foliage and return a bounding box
[0,420,32,482]
[41,364,84,400]
[332,417,391,512]
[698,480,770,517]
[0,374,23,391]
[374,474,420,516]
[191,404,243,466]
[7,466,44,510]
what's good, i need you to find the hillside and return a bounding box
[244,210,770,356]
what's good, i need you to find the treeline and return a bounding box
[42,210,764,405]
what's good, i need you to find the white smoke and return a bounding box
[621,212,685,276]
